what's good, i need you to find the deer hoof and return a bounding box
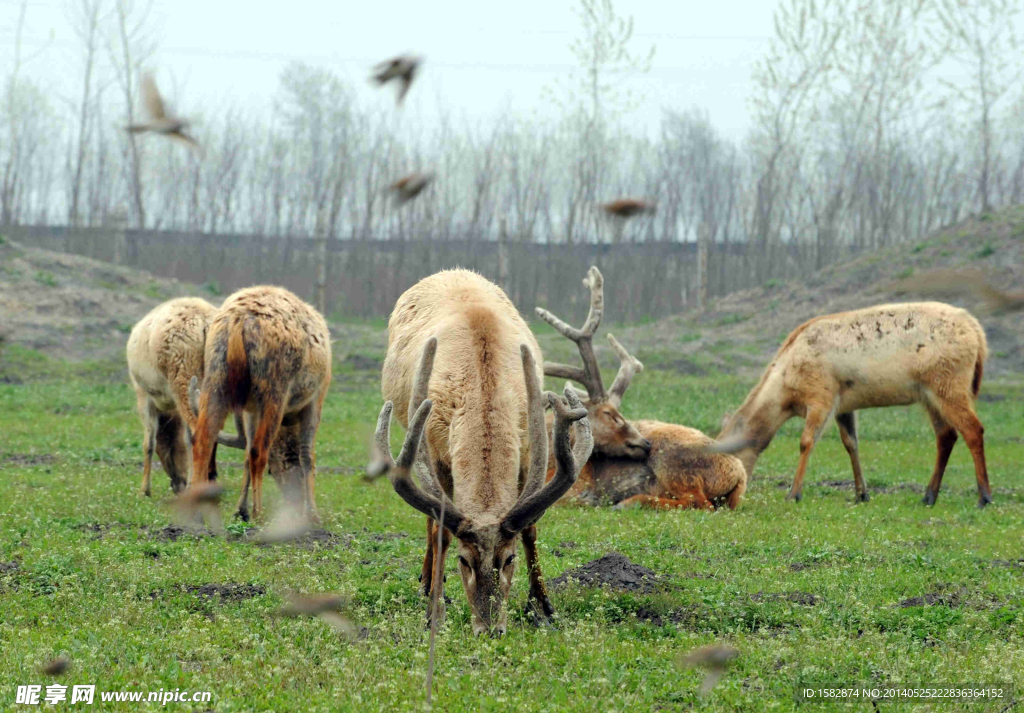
[785,491,802,503]
[234,507,250,522]
[921,490,937,507]
[525,596,555,626]
[855,491,870,503]
[978,492,993,508]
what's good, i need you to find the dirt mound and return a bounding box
[549,552,663,593]
[0,239,208,362]
[150,583,266,602]
[897,588,967,608]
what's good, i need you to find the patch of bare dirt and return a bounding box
[153,525,215,542]
[991,558,1024,569]
[750,591,820,606]
[896,588,967,608]
[2,453,56,466]
[0,240,205,362]
[0,561,19,574]
[150,583,266,602]
[549,552,664,593]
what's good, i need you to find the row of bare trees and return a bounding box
[2,0,1023,301]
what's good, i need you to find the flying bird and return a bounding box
[601,198,657,219]
[370,55,421,105]
[389,172,434,207]
[679,644,739,696]
[251,506,312,545]
[125,72,200,152]
[172,482,225,533]
[41,657,70,676]
[279,593,359,640]
[890,268,1024,315]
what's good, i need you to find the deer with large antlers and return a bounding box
[538,267,747,510]
[374,269,592,636]
[189,286,331,523]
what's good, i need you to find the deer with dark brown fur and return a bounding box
[538,267,746,510]
[188,286,331,523]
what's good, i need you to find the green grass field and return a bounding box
[1,342,1023,711]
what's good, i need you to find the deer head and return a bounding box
[369,339,593,636]
[536,266,651,460]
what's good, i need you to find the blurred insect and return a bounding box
[890,268,1024,315]
[41,657,70,676]
[125,72,200,153]
[370,55,421,105]
[278,593,358,640]
[389,172,434,207]
[600,198,657,219]
[679,644,739,696]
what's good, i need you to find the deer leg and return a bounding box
[190,389,228,489]
[247,401,283,522]
[787,402,833,502]
[613,489,714,510]
[138,394,157,497]
[836,412,868,503]
[521,524,554,622]
[935,395,991,507]
[234,461,252,522]
[420,516,435,596]
[294,401,323,524]
[921,405,957,506]
[425,518,451,628]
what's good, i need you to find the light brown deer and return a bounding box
[126,297,219,496]
[375,269,592,636]
[189,286,331,523]
[713,302,991,507]
[539,267,746,510]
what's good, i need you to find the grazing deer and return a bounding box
[375,269,593,636]
[189,286,331,523]
[539,267,746,510]
[714,302,991,507]
[126,297,219,496]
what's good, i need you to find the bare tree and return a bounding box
[107,0,155,228]
[64,0,107,227]
[934,0,1022,212]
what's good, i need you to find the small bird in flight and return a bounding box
[601,198,657,219]
[890,267,1024,315]
[279,593,359,640]
[679,644,739,696]
[370,55,421,105]
[125,72,200,152]
[389,172,434,207]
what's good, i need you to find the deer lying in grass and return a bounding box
[713,302,991,507]
[189,286,331,523]
[126,297,219,496]
[538,267,746,510]
[375,269,592,636]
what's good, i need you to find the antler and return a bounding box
[519,345,549,502]
[502,385,592,535]
[188,376,247,449]
[605,333,644,407]
[367,339,469,537]
[535,265,606,401]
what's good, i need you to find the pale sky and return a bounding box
[1,0,777,142]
